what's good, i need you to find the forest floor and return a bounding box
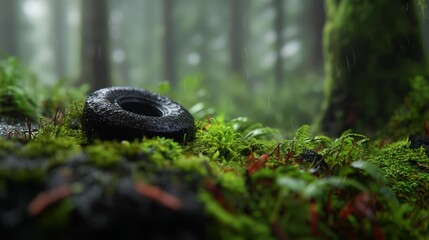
[0,58,428,239]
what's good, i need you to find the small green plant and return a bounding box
[0,57,40,121]
[189,118,247,162]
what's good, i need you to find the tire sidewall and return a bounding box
[83,87,195,142]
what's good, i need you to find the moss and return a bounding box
[367,140,429,205]
[188,120,427,237]
[200,191,274,240]
[86,143,123,168]
[383,76,429,139]
[319,0,427,135]
[0,159,47,182]
[33,100,87,145]
[37,198,72,230]
[1,73,429,238]
[0,137,19,154]
[173,155,209,176]
[2,103,429,239]
[190,118,247,162]
[219,171,246,193]
[189,118,279,164]
[21,136,79,157]
[140,137,184,166]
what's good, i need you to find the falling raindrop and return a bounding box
[346,56,351,72]
[98,46,101,57]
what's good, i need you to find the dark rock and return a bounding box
[409,134,429,154]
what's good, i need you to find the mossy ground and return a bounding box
[0,58,428,239]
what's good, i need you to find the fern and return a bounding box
[0,58,40,121]
[229,117,280,140]
[292,125,314,152]
[322,130,369,172]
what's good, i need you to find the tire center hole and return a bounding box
[118,97,163,117]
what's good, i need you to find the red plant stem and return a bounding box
[205,180,233,213]
[134,182,182,210]
[27,184,71,216]
[25,117,32,140]
[50,106,61,125]
[309,199,319,236]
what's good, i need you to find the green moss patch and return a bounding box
[0,61,428,239]
[1,110,428,239]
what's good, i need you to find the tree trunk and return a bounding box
[274,0,285,85]
[143,0,159,83]
[163,0,177,87]
[424,0,429,53]
[307,0,325,72]
[0,0,18,57]
[319,0,427,136]
[53,0,67,79]
[81,0,111,91]
[229,0,245,79]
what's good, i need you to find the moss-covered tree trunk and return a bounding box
[319,0,427,136]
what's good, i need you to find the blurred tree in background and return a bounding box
[0,0,428,133]
[0,0,18,57]
[53,0,67,78]
[229,0,246,82]
[424,0,429,51]
[274,0,285,86]
[162,0,177,87]
[319,0,428,136]
[305,0,325,73]
[80,0,111,91]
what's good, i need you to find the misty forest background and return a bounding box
[1,0,429,134]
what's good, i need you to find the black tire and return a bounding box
[82,87,195,143]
